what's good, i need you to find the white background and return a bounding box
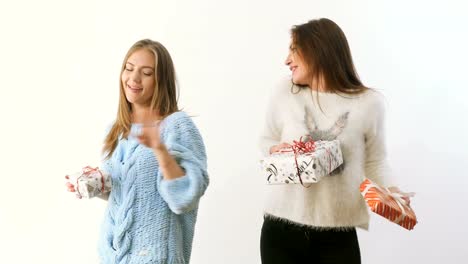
[0,0,467,263]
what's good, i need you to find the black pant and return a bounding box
[260,216,361,264]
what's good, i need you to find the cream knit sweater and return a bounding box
[260,80,394,230]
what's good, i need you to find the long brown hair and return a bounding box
[103,39,179,159]
[291,18,367,95]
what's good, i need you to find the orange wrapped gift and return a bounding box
[360,178,418,230]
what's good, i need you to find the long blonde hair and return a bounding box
[103,39,179,159]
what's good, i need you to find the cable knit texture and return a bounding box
[260,79,394,230]
[98,111,209,264]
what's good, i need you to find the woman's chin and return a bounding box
[125,95,140,105]
[292,79,308,86]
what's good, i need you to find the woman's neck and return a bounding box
[309,86,329,93]
[308,75,330,93]
[131,104,160,123]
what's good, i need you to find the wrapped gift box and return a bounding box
[66,166,111,199]
[360,178,417,230]
[260,140,343,185]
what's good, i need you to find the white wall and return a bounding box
[0,0,466,263]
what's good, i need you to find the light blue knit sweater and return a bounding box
[98,111,209,264]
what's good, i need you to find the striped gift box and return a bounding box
[360,178,418,230]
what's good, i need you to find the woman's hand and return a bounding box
[135,121,165,150]
[388,186,412,205]
[269,143,292,154]
[65,175,76,192]
[65,175,82,199]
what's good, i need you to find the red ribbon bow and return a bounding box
[292,137,316,154]
[287,136,316,187]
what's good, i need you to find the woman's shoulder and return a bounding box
[269,78,308,106]
[162,111,193,126]
[161,111,205,151]
[272,77,293,93]
[359,88,387,111]
[161,111,200,137]
[344,88,387,123]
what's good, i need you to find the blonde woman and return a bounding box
[66,39,209,264]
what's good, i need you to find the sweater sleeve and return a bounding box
[259,88,284,157]
[363,92,395,187]
[157,113,209,215]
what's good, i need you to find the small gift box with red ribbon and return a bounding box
[260,138,343,185]
[360,178,417,230]
[66,166,111,199]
